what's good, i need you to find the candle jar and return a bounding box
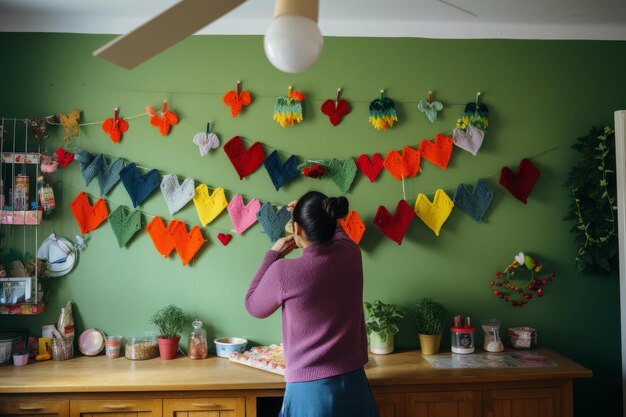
[188,320,208,360]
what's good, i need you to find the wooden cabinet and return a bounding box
[0,398,69,417]
[405,391,479,417]
[163,398,245,417]
[69,399,161,417]
[484,387,561,417]
[374,393,405,417]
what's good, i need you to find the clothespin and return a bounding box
[335,88,342,107]
[161,100,168,114]
[380,89,385,101]
[476,91,481,106]
[236,81,241,95]
[288,86,293,99]
[428,91,433,104]
[113,108,119,129]
[206,122,211,134]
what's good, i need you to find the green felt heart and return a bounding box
[417,100,444,123]
[525,255,534,270]
[328,158,357,193]
[108,205,142,248]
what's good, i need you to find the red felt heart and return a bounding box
[168,220,205,266]
[223,136,266,180]
[102,117,129,143]
[217,233,232,246]
[146,216,175,258]
[383,146,421,181]
[419,134,453,170]
[150,110,179,136]
[499,158,541,204]
[356,153,384,183]
[55,147,75,167]
[320,99,350,126]
[373,200,415,245]
[223,90,252,118]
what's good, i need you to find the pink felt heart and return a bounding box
[218,233,232,246]
[320,99,350,126]
[227,194,261,235]
[453,125,485,156]
[356,153,384,183]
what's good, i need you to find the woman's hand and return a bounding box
[271,235,297,257]
[287,200,298,213]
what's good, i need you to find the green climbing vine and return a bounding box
[564,126,618,275]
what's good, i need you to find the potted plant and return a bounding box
[150,304,186,360]
[12,342,29,366]
[364,300,404,354]
[414,298,448,355]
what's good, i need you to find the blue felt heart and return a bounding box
[96,157,125,196]
[75,151,104,186]
[453,179,494,223]
[119,163,161,208]
[263,151,300,191]
[256,203,291,242]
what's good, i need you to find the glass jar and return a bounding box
[188,320,208,360]
[507,327,537,349]
[51,337,74,361]
[450,327,475,354]
[124,335,157,360]
[481,319,504,352]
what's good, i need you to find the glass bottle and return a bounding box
[188,320,208,359]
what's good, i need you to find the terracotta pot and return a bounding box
[418,333,442,355]
[157,336,180,360]
[13,353,29,366]
[369,332,394,355]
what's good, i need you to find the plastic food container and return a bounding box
[125,335,158,360]
[214,337,247,358]
[52,337,74,361]
[508,327,537,349]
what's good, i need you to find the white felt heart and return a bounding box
[192,132,220,156]
[160,174,195,215]
[515,252,525,265]
[453,124,485,156]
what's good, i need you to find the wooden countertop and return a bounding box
[0,348,591,394]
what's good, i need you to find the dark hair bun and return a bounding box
[322,196,349,219]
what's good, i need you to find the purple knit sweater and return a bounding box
[245,227,368,383]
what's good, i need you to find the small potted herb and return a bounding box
[364,300,404,354]
[12,342,29,366]
[150,304,186,360]
[414,298,448,355]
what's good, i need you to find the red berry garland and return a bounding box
[489,252,555,307]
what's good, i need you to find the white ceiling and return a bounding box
[1,0,626,40]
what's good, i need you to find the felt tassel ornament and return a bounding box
[256,203,291,242]
[369,90,398,131]
[59,109,81,141]
[227,194,261,235]
[339,210,366,245]
[146,100,179,136]
[101,108,129,143]
[417,91,443,123]
[453,179,494,223]
[301,163,325,179]
[273,86,304,127]
[456,92,489,132]
[168,220,205,266]
[192,122,220,156]
[70,192,109,235]
[223,136,266,180]
[263,151,300,190]
[223,81,252,118]
[192,184,228,226]
[413,189,455,237]
[321,88,350,126]
[373,200,414,245]
[499,158,541,204]
[108,205,142,248]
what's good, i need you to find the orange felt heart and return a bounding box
[70,191,109,235]
[145,216,175,258]
[149,110,179,136]
[168,220,205,266]
[383,146,421,181]
[420,134,453,170]
[339,210,366,244]
[101,117,129,143]
[223,90,252,118]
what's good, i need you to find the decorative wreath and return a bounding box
[489,252,555,307]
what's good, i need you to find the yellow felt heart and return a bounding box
[413,189,454,236]
[193,184,228,226]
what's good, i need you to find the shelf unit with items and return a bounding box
[0,117,47,315]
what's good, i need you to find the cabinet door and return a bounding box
[163,398,245,417]
[484,388,561,417]
[0,398,69,417]
[374,393,405,417]
[69,399,161,417]
[406,391,478,417]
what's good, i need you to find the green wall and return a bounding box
[1,33,625,415]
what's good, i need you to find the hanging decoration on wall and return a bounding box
[263,151,300,190]
[453,179,494,223]
[227,194,261,235]
[273,86,304,127]
[192,184,228,226]
[54,147,75,168]
[356,153,384,183]
[27,116,57,140]
[327,158,358,193]
[160,174,195,215]
[101,108,129,144]
[70,191,109,235]
[373,200,415,245]
[40,154,59,174]
[490,252,556,307]
[168,220,206,266]
[119,163,161,208]
[146,216,176,257]
[96,156,124,196]
[59,109,81,141]
[339,210,366,245]
[108,205,142,247]
[453,124,485,156]
[223,81,252,118]
[456,92,489,132]
[383,146,421,181]
[419,134,454,170]
[223,136,266,180]
[217,233,232,246]
[256,203,291,242]
[368,90,398,131]
[146,100,179,136]
[192,122,220,156]
[301,163,325,179]
[413,189,454,236]
[321,88,350,126]
[499,158,541,204]
[417,91,443,123]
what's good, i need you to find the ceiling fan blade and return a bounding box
[436,0,478,17]
[93,0,246,69]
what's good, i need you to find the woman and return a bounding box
[245,191,380,417]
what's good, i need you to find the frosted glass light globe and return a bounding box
[264,15,323,73]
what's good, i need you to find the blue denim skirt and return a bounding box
[278,368,380,417]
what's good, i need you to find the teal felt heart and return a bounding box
[328,158,357,193]
[417,100,443,123]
